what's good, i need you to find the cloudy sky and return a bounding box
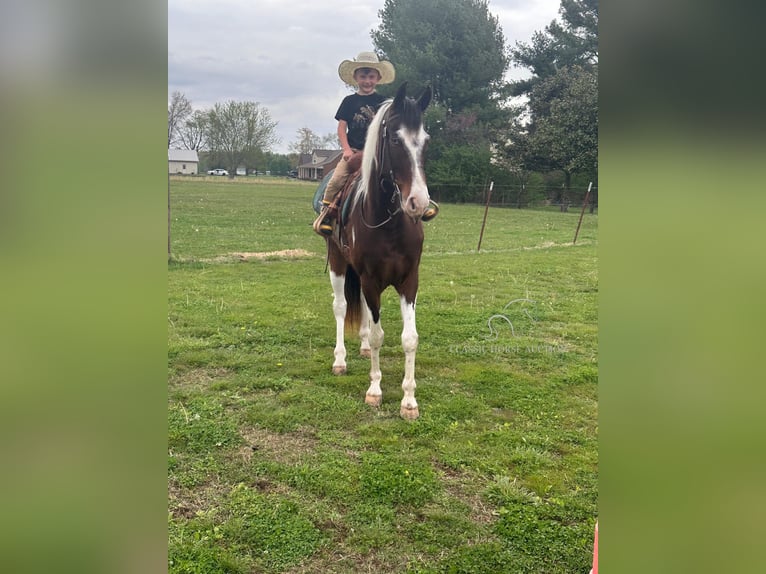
[168,0,560,154]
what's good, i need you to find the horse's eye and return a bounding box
[390,136,401,146]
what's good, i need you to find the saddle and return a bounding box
[326,151,363,235]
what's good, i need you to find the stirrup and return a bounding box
[318,217,333,235]
[421,200,439,222]
[313,202,334,236]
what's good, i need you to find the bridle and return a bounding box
[360,112,406,229]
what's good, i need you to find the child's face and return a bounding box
[354,68,382,95]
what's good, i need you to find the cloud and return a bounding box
[169,0,560,153]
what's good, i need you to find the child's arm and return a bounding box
[337,120,353,160]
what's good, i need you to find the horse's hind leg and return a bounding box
[330,270,347,375]
[398,294,420,420]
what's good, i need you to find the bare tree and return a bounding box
[321,132,341,149]
[179,110,208,151]
[288,127,322,155]
[168,91,192,148]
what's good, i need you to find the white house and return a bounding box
[168,149,200,175]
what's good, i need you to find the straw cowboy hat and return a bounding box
[338,52,396,86]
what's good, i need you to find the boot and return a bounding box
[312,200,334,236]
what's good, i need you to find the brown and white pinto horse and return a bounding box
[324,82,432,420]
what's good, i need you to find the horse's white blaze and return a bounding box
[400,126,430,218]
[330,271,347,371]
[399,295,419,411]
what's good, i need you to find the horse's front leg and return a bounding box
[359,293,371,358]
[399,294,419,420]
[330,270,347,375]
[362,287,384,407]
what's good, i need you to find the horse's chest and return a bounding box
[354,248,417,282]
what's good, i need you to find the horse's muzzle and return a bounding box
[404,193,429,220]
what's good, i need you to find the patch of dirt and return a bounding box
[168,367,232,390]
[210,249,318,263]
[284,546,410,574]
[434,462,498,525]
[168,477,229,520]
[239,425,321,465]
[232,248,316,260]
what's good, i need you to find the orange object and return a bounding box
[591,521,598,574]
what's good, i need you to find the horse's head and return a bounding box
[374,82,433,221]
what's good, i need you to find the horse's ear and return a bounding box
[393,82,408,108]
[417,85,432,112]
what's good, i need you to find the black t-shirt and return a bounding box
[335,92,386,150]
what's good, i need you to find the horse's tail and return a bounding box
[344,265,362,331]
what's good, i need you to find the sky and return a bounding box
[168,0,561,154]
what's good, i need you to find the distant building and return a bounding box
[168,149,200,175]
[297,149,342,181]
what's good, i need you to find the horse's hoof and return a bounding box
[332,366,347,375]
[365,394,382,408]
[400,405,419,420]
[360,348,371,358]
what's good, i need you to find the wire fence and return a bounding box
[429,183,599,211]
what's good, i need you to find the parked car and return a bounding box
[207,168,229,176]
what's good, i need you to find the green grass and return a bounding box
[168,176,597,573]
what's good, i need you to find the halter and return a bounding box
[360,114,404,229]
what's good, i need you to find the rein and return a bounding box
[360,113,404,229]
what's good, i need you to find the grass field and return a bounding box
[168,176,598,573]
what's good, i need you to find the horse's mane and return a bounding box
[352,98,393,212]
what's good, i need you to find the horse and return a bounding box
[322,82,433,420]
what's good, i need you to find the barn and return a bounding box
[168,149,200,175]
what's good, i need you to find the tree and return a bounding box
[372,0,509,116]
[497,115,539,207]
[372,0,511,190]
[528,65,598,208]
[288,128,323,155]
[178,110,208,151]
[505,0,598,208]
[530,66,597,176]
[558,0,598,65]
[168,91,192,148]
[321,132,341,150]
[266,153,293,175]
[205,101,278,176]
[510,0,598,97]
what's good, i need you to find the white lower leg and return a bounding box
[399,296,419,416]
[359,293,371,357]
[365,318,384,406]
[330,271,347,374]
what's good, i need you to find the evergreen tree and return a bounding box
[372,0,511,194]
[505,1,598,207]
[373,0,508,113]
[510,0,598,96]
